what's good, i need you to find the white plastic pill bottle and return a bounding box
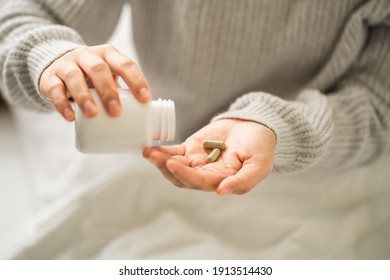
[75,89,175,153]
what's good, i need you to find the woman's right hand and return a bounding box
[39,44,152,121]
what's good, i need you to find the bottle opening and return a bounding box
[151,98,175,142]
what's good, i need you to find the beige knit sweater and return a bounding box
[1,0,389,173]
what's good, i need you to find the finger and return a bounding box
[166,159,216,191]
[217,156,272,195]
[187,153,208,168]
[143,145,186,183]
[145,143,207,167]
[171,155,191,165]
[146,149,187,188]
[143,145,186,159]
[43,76,75,121]
[77,51,121,116]
[55,62,98,118]
[103,47,151,103]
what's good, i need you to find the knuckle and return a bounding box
[62,68,81,79]
[46,84,65,102]
[101,43,116,52]
[47,82,64,94]
[41,65,54,78]
[73,48,92,59]
[89,61,107,73]
[71,47,85,56]
[61,48,83,62]
[118,59,136,70]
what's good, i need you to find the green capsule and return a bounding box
[203,140,226,150]
[206,148,221,163]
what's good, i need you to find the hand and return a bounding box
[143,119,276,195]
[39,44,152,121]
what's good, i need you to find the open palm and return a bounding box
[143,119,276,195]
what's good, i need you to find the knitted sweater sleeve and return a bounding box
[0,0,124,111]
[213,2,390,173]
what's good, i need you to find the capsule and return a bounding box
[206,148,221,163]
[203,140,226,150]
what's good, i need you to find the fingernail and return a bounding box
[83,100,97,116]
[139,87,152,102]
[108,99,122,116]
[63,108,74,121]
[218,188,233,196]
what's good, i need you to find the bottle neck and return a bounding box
[151,98,175,142]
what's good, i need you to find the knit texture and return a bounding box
[1,0,389,173]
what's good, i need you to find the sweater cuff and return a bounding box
[212,90,333,173]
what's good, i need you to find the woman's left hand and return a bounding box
[143,118,276,195]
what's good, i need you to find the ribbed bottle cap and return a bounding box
[151,98,175,142]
